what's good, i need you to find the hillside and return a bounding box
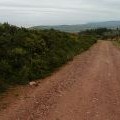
[31,21,120,33]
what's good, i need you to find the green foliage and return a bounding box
[0,23,97,92]
[80,28,120,40]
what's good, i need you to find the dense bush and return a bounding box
[79,28,120,40]
[0,23,97,92]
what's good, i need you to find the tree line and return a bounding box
[80,28,120,40]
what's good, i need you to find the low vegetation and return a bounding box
[0,23,97,92]
[80,28,120,40]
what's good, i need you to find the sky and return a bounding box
[0,0,120,27]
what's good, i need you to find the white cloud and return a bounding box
[0,0,120,27]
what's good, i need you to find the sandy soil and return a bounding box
[0,40,120,120]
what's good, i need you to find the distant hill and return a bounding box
[31,21,120,33]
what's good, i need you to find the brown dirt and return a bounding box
[0,40,120,120]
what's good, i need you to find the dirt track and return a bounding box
[0,40,120,120]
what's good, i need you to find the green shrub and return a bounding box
[0,23,97,92]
